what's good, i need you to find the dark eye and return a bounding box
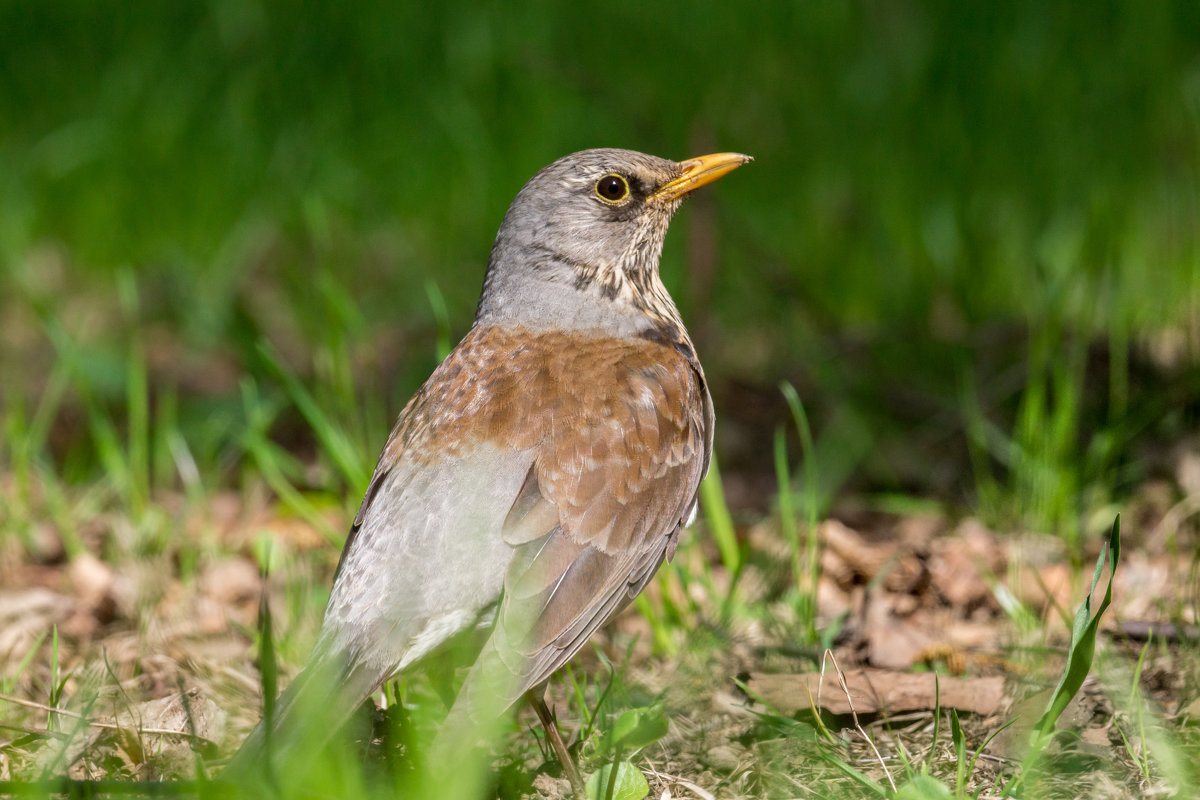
[594,174,630,203]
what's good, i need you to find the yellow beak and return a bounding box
[650,152,753,202]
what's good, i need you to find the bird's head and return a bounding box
[475,148,751,335]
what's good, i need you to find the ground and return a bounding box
[1,466,1197,798]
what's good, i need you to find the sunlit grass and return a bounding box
[2,2,1200,798]
[2,450,1198,800]
[2,2,1197,542]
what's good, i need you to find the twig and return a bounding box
[642,765,718,800]
[0,693,217,745]
[822,650,896,793]
[0,721,69,739]
[1,693,88,719]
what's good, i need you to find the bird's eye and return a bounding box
[594,174,630,203]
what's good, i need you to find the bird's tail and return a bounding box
[221,647,379,787]
[416,633,528,794]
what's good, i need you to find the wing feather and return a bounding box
[487,345,712,702]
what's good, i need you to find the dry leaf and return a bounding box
[863,592,937,669]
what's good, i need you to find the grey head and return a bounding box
[474,148,751,338]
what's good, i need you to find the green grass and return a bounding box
[1,470,1196,799]
[3,2,1200,798]
[3,1,1199,525]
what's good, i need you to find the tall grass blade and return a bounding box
[699,454,739,580]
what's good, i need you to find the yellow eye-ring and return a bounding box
[594,174,630,203]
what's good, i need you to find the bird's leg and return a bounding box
[527,690,586,797]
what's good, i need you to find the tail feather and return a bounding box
[420,634,525,792]
[222,647,382,783]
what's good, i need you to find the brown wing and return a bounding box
[489,341,712,699]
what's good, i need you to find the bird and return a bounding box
[224,147,751,791]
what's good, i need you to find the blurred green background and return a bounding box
[2,0,1199,541]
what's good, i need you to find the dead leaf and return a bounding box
[61,553,117,636]
[820,519,925,593]
[928,519,1003,609]
[893,514,947,548]
[196,558,261,631]
[815,574,855,624]
[1014,560,1074,615]
[0,588,74,669]
[821,520,888,580]
[863,592,937,669]
[111,689,226,746]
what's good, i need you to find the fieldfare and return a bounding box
[226,148,751,790]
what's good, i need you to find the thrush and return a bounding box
[225,148,751,790]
